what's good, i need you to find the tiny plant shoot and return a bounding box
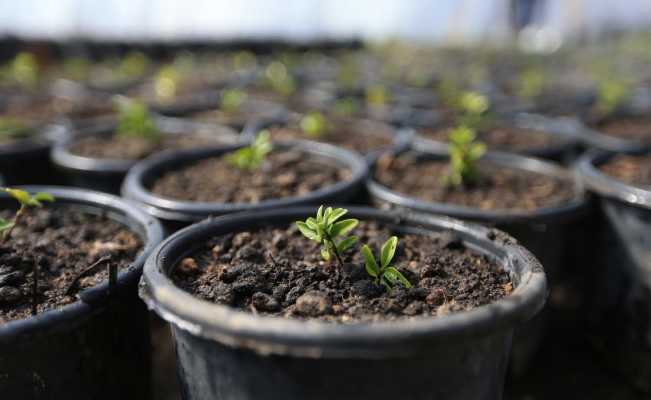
[154,65,181,102]
[295,206,359,269]
[115,99,161,142]
[0,188,55,243]
[300,111,328,138]
[457,91,489,130]
[221,89,247,113]
[365,84,388,107]
[517,68,545,100]
[265,61,296,96]
[445,126,486,188]
[10,52,39,89]
[226,130,273,170]
[596,79,630,116]
[362,236,411,291]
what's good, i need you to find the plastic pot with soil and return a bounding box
[51,108,240,194]
[578,108,651,154]
[121,137,368,231]
[0,186,164,399]
[577,150,651,393]
[0,119,69,185]
[139,206,547,400]
[243,111,412,162]
[367,146,588,375]
[412,112,582,164]
[179,89,287,133]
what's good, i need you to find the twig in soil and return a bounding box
[107,262,117,299]
[31,259,38,316]
[64,256,111,296]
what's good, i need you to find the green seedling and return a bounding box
[295,206,359,268]
[365,84,388,107]
[220,89,247,113]
[0,117,30,141]
[457,91,489,130]
[595,79,630,116]
[0,188,55,243]
[226,130,272,170]
[154,65,181,103]
[115,99,161,142]
[9,52,39,88]
[445,125,486,187]
[264,61,296,96]
[362,236,412,291]
[300,111,329,138]
[0,188,55,315]
[517,68,545,100]
[117,51,149,79]
[62,57,91,82]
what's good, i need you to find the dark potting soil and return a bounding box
[150,149,352,203]
[419,124,564,153]
[0,206,141,323]
[593,115,651,143]
[374,153,575,211]
[69,133,221,160]
[172,221,512,323]
[599,154,651,187]
[267,121,394,155]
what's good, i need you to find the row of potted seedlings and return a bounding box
[0,45,650,398]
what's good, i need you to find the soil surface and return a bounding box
[268,119,395,155]
[172,221,511,322]
[150,149,352,203]
[374,153,576,211]
[0,206,141,323]
[593,115,651,143]
[69,133,222,160]
[599,154,651,187]
[419,123,565,153]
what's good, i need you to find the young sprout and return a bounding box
[117,51,149,80]
[154,65,181,103]
[445,126,486,188]
[300,111,328,139]
[114,99,161,143]
[220,89,247,113]
[595,79,630,116]
[456,91,490,131]
[332,97,360,116]
[517,68,545,100]
[362,236,412,291]
[10,52,39,88]
[365,84,388,107]
[295,206,359,269]
[226,130,273,170]
[0,117,30,141]
[264,61,296,96]
[0,188,55,243]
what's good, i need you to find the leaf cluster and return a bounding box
[115,99,161,142]
[264,61,296,97]
[362,236,412,290]
[226,130,273,170]
[446,125,486,187]
[220,89,247,113]
[595,79,630,116]
[295,206,359,266]
[300,111,329,138]
[0,188,55,241]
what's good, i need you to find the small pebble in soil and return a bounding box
[295,291,332,317]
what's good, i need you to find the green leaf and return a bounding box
[316,205,324,223]
[336,236,358,254]
[33,192,55,203]
[5,188,30,206]
[384,267,412,288]
[0,218,14,232]
[296,221,318,241]
[329,219,358,238]
[327,208,347,225]
[362,245,379,278]
[305,217,318,230]
[380,236,398,268]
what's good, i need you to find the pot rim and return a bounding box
[121,139,369,222]
[139,206,547,358]
[577,150,651,210]
[577,109,651,153]
[367,146,588,225]
[50,116,240,173]
[0,186,164,343]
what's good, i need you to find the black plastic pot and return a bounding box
[367,148,589,375]
[242,113,413,164]
[412,112,583,164]
[0,123,69,185]
[51,116,240,194]
[121,140,368,232]
[187,95,287,134]
[0,186,164,399]
[577,109,651,154]
[577,151,651,393]
[139,206,547,400]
